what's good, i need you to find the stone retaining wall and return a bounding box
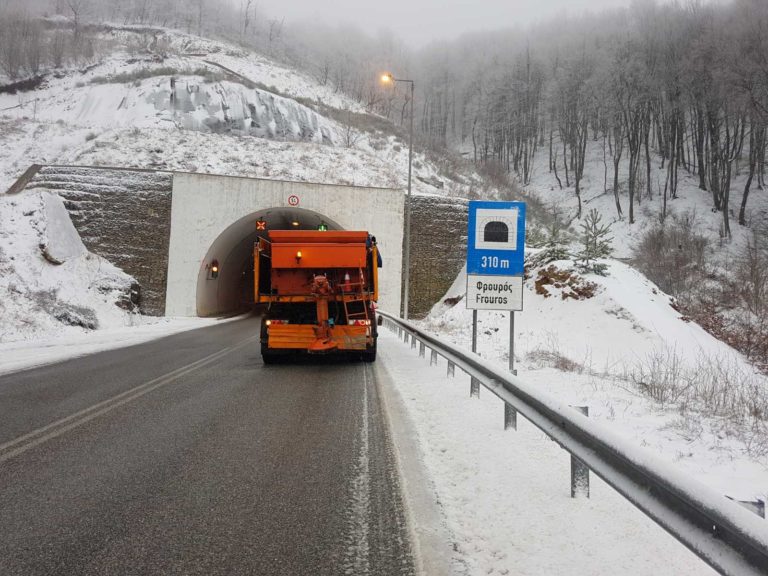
[25,166,173,315]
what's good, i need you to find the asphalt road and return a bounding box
[0,316,415,576]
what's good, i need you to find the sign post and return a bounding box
[466,201,526,420]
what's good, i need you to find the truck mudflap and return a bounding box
[267,324,372,352]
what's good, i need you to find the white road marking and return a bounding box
[0,336,258,464]
[344,363,372,575]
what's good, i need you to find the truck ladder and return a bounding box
[341,268,369,324]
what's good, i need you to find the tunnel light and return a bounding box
[210,259,219,279]
[291,219,301,227]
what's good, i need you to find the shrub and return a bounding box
[632,212,708,297]
[624,346,768,455]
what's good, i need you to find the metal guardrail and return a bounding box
[378,310,768,576]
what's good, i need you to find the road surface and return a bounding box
[0,316,415,576]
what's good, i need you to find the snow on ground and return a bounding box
[0,57,343,143]
[380,330,719,576]
[0,316,226,376]
[430,260,759,372]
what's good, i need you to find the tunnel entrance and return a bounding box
[196,208,343,317]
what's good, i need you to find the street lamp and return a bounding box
[381,71,414,320]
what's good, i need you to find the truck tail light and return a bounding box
[348,319,371,326]
[265,319,289,326]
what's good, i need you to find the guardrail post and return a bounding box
[504,403,517,430]
[447,361,455,378]
[570,406,590,498]
[470,310,480,398]
[419,342,425,358]
[411,336,417,350]
[430,350,438,366]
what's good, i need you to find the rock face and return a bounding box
[26,167,173,316]
[408,195,469,318]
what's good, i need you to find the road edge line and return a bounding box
[374,356,458,576]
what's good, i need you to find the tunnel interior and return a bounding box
[196,207,343,317]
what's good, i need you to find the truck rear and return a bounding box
[254,230,380,363]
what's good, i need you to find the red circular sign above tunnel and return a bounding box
[287,195,300,207]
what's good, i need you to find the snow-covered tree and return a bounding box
[575,209,613,276]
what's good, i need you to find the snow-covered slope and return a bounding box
[0,190,135,342]
[420,255,768,493]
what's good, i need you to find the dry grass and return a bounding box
[623,346,768,456]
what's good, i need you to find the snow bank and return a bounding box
[0,316,228,376]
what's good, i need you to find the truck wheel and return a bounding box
[261,343,276,364]
[361,342,377,363]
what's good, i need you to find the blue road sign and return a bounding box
[467,200,526,276]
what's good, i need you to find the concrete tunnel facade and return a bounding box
[165,172,404,317]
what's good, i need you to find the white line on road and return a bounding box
[0,336,258,464]
[344,364,372,575]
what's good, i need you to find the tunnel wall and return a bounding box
[167,173,405,317]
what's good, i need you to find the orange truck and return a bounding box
[254,230,380,363]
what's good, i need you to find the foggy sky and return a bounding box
[251,0,633,46]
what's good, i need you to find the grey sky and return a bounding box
[252,0,633,46]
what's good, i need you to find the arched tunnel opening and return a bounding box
[196,208,343,317]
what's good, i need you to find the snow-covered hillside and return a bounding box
[0,25,485,345]
[419,255,768,494]
[0,25,483,197]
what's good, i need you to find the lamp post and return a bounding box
[381,72,414,320]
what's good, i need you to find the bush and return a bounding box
[633,212,708,297]
[624,346,768,455]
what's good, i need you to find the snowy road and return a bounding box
[0,316,415,576]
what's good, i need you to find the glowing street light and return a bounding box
[380,71,415,320]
